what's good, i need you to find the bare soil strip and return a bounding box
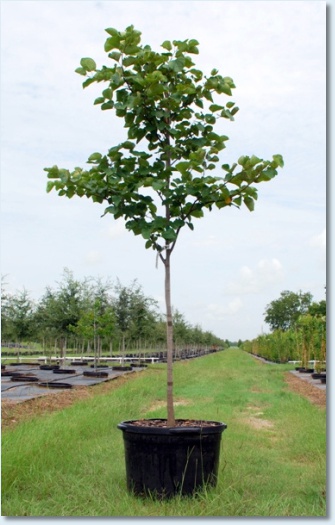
[284,372,326,408]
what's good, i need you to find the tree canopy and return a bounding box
[45,25,284,257]
[264,290,314,331]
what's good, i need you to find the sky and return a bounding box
[0,0,326,342]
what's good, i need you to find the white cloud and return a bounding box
[310,229,326,250]
[205,298,243,320]
[191,235,221,248]
[105,221,127,240]
[84,250,103,265]
[226,258,284,295]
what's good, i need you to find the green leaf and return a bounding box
[152,180,165,191]
[209,104,224,113]
[104,35,121,52]
[88,152,102,163]
[243,196,255,212]
[188,39,199,47]
[80,57,96,72]
[121,141,135,150]
[141,229,152,240]
[161,40,172,51]
[108,51,122,62]
[105,27,119,37]
[190,209,204,218]
[94,97,105,105]
[238,156,248,166]
[46,181,55,193]
[75,67,87,76]
[167,58,185,73]
[45,165,60,179]
[82,77,96,88]
[273,154,284,168]
[145,239,153,249]
[101,101,114,110]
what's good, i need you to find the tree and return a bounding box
[35,268,85,356]
[264,290,313,332]
[1,288,35,343]
[45,25,283,426]
[308,299,326,318]
[113,279,158,358]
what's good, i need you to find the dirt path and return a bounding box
[284,372,326,408]
[1,370,326,431]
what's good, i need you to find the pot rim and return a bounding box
[117,418,227,435]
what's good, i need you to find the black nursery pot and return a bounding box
[117,419,227,498]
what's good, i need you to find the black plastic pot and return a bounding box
[40,365,60,370]
[52,369,76,374]
[10,375,39,382]
[130,363,148,368]
[38,382,73,389]
[117,418,227,498]
[112,366,132,371]
[312,373,326,380]
[83,371,109,378]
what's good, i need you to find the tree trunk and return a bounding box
[165,249,175,427]
[121,333,125,366]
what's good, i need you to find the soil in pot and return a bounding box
[118,418,227,498]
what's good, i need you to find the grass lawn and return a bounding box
[1,349,326,517]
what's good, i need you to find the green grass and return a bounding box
[1,349,326,517]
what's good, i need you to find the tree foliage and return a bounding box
[1,270,223,350]
[46,25,283,256]
[264,290,313,332]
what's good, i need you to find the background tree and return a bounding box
[264,290,313,332]
[1,288,35,343]
[45,25,283,425]
[308,299,326,318]
[113,279,158,360]
[34,268,85,357]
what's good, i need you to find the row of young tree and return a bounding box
[1,269,225,357]
[242,290,326,370]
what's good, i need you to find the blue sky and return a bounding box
[0,0,326,341]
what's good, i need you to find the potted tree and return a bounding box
[45,25,283,497]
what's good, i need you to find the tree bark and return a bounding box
[165,248,175,426]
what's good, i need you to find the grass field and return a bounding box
[1,349,326,517]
